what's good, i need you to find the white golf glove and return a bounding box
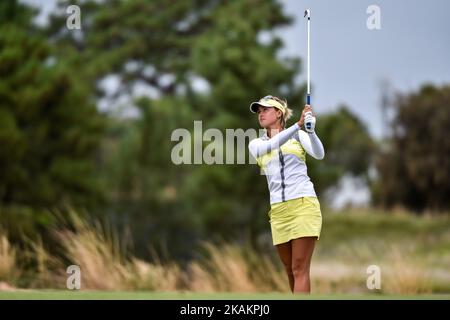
[304,111,316,133]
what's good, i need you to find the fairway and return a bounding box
[0,290,449,300]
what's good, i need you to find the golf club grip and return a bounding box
[305,95,312,130]
[305,118,312,130]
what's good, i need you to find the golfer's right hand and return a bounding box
[298,105,313,127]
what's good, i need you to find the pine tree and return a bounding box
[0,1,105,210]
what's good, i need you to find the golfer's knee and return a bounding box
[291,257,309,277]
[284,264,293,276]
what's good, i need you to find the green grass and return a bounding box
[1,290,449,300]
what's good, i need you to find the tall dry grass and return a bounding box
[53,213,182,290]
[0,233,19,283]
[186,243,288,293]
[27,236,65,288]
[54,221,287,292]
[0,210,448,294]
[382,246,432,294]
[311,241,435,294]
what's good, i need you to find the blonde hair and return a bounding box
[271,96,293,128]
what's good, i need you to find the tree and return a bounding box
[44,0,303,255]
[0,1,105,211]
[310,105,375,195]
[373,84,450,212]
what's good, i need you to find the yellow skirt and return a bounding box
[268,196,322,245]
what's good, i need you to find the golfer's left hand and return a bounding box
[303,105,316,133]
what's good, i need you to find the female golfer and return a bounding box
[248,95,325,294]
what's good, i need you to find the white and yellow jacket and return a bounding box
[248,123,325,205]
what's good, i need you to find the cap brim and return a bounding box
[249,102,271,113]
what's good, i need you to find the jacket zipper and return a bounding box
[278,149,286,202]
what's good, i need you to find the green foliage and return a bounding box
[0,2,105,216]
[373,84,450,212]
[309,105,375,194]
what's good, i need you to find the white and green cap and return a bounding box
[249,95,288,114]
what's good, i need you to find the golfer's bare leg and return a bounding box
[291,237,316,293]
[275,241,294,292]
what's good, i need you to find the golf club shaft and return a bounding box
[305,9,312,131]
[307,10,310,105]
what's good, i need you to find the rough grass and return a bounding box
[0,208,449,295]
[0,234,19,283]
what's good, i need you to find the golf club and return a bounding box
[304,9,313,131]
